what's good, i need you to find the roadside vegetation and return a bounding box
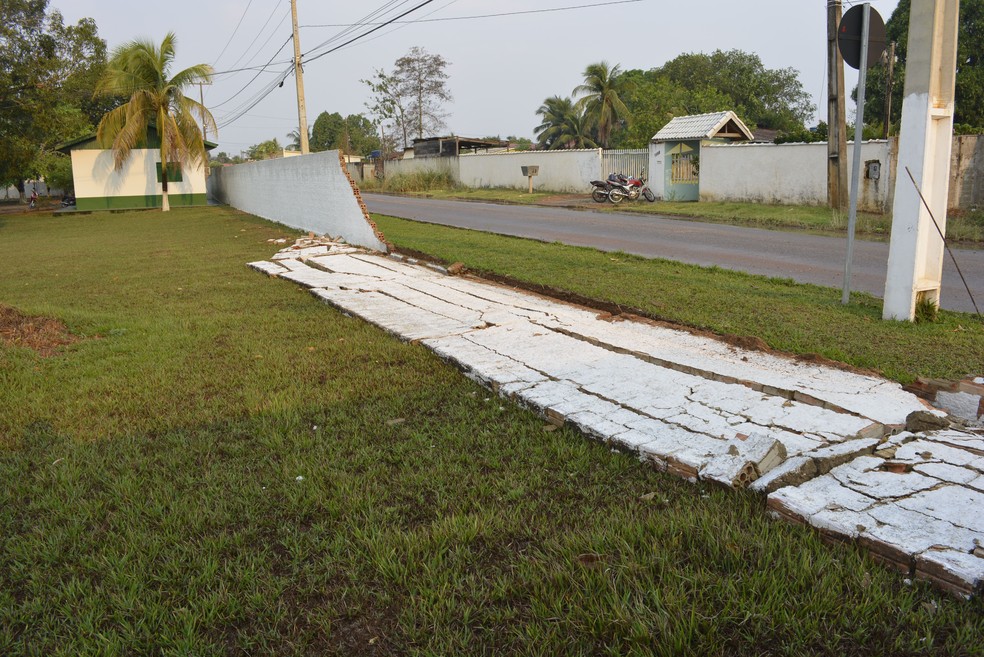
[374,214,984,384]
[2,207,983,656]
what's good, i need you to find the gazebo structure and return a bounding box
[648,111,753,201]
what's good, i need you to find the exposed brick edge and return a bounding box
[338,151,391,250]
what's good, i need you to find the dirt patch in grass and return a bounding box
[0,305,79,356]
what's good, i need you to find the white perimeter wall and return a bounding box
[382,157,460,181]
[699,141,893,211]
[208,150,387,252]
[72,149,205,199]
[459,150,602,192]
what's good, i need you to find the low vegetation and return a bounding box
[1,207,982,655]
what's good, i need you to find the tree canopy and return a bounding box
[0,0,109,195]
[533,50,814,149]
[862,0,984,133]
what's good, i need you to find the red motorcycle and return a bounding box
[590,172,656,204]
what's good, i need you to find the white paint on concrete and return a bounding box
[209,151,386,252]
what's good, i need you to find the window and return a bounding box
[155,162,183,183]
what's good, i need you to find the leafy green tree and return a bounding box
[344,114,381,156]
[609,69,732,148]
[311,112,345,152]
[247,139,281,161]
[94,32,214,211]
[573,61,632,148]
[656,49,814,132]
[863,0,984,132]
[0,0,108,198]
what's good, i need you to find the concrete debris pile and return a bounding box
[250,238,984,598]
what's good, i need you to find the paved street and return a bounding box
[363,194,984,314]
[251,238,984,597]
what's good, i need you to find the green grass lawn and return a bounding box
[1,207,982,656]
[374,215,984,384]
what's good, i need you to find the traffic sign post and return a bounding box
[838,3,886,305]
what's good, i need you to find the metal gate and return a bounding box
[601,149,649,179]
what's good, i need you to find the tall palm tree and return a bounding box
[94,32,215,211]
[573,61,631,148]
[534,96,597,150]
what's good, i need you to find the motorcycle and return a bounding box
[589,173,656,205]
[61,194,76,207]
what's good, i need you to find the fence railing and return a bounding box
[601,149,649,179]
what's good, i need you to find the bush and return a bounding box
[382,170,456,193]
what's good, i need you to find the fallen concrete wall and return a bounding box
[208,150,387,252]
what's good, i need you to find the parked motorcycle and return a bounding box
[61,194,76,207]
[589,173,656,204]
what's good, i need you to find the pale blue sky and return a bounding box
[53,0,901,153]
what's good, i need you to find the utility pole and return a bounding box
[827,0,849,212]
[883,41,896,138]
[290,0,310,154]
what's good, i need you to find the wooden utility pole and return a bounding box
[290,0,310,154]
[827,0,849,212]
[883,41,896,138]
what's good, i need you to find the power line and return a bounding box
[210,0,258,67]
[303,0,441,64]
[210,35,294,109]
[301,0,646,28]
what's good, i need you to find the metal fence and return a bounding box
[601,149,649,179]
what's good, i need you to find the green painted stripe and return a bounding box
[76,194,208,211]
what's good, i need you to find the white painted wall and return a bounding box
[699,141,893,211]
[71,149,205,200]
[208,150,387,252]
[382,157,460,181]
[459,149,602,192]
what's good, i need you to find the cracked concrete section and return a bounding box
[250,239,983,597]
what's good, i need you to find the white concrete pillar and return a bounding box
[883,0,959,320]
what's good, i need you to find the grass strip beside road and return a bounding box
[1,207,982,655]
[374,214,984,384]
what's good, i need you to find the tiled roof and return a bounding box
[652,111,753,142]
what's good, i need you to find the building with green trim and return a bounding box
[57,131,216,211]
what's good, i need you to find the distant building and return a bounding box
[58,129,216,211]
[412,136,507,158]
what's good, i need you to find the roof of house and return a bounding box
[651,111,754,142]
[56,130,218,154]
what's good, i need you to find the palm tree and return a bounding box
[286,126,311,151]
[534,96,597,150]
[94,32,215,211]
[573,61,631,148]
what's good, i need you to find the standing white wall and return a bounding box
[699,141,893,211]
[459,150,602,192]
[208,150,387,252]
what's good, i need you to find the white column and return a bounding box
[883,0,959,320]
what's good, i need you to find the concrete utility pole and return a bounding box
[827,0,849,212]
[883,0,960,320]
[291,0,310,155]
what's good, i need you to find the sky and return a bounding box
[53,0,901,155]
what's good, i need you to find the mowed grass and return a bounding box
[1,207,982,656]
[374,214,984,384]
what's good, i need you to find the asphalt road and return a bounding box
[363,194,984,315]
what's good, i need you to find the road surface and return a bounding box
[363,194,984,314]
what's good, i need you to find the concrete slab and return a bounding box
[252,238,984,597]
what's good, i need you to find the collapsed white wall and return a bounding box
[208,150,387,252]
